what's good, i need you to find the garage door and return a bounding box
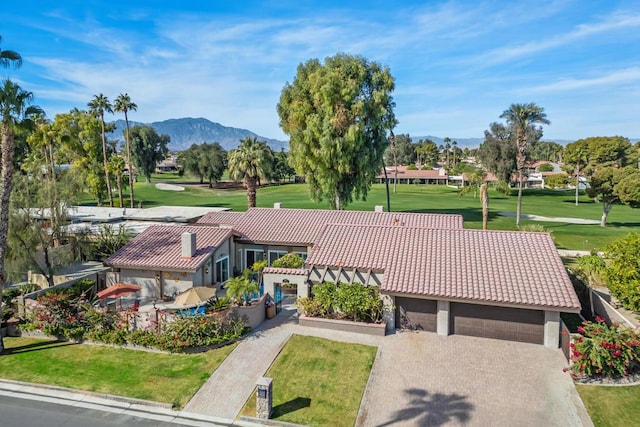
[451,303,544,344]
[395,297,437,332]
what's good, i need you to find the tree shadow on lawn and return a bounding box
[377,388,474,427]
[272,396,311,417]
[3,339,75,355]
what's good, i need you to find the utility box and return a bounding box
[256,377,273,419]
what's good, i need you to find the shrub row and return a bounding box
[25,292,246,352]
[296,282,383,323]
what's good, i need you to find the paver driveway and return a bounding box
[357,331,591,427]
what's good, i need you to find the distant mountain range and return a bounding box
[109,117,634,152]
[110,117,288,152]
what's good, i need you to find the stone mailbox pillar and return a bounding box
[256,377,273,419]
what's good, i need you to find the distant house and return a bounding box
[376,166,448,185]
[156,156,179,173]
[105,205,580,348]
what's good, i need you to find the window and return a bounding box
[294,251,308,261]
[268,250,288,265]
[245,249,264,270]
[215,257,229,283]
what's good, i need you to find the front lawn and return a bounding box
[0,337,237,408]
[576,385,640,427]
[240,334,377,427]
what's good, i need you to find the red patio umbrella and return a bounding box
[97,283,142,300]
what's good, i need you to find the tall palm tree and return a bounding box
[0,35,22,69]
[0,80,42,352]
[500,103,550,226]
[114,93,137,208]
[227,137,274,208]
[88,94,114,207]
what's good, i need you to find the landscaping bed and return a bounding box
[240,334,377,427]
[298,314,386,336]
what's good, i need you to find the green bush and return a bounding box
[295,297,324,317]
[406,164,418,170]
[538,163,554,172]
[604,232,640,312]
[311,282,336,315]
[568,317,640,379]
[334,283,383,322]
[305,282,383,323]
[271,253,305,269]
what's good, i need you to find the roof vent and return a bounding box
[181,232,196,258]
[274,202,282,209]
[374,205,384,212]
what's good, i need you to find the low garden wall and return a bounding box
[232,295,266,329]
[298,314,386,336]
[592,289,637,330]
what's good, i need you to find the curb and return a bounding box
[0,379,266,426]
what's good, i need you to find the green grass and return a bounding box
[240,335,377,427]
[82,182,639,250]
[576,385,640,427]
[0,337,237,408]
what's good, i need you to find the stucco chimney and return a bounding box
[374,205,384,212]
[274,202,282,209]
[181,232,196,258]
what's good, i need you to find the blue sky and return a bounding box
[2,0,639,141]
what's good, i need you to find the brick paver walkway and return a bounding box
[183,304,297,419]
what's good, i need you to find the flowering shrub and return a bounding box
[25,290,247,352]
[30,293,88,340]
[567,317,640,379]
[160,312,247,352]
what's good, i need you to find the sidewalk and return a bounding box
[183,303,298,419]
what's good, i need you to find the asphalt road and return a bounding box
[0,395,196,427]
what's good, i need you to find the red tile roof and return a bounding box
[197,211,246,226]
[377,166,448,179]
[198,207,463,245]
[307,224,580,311]
[263,267,309,276]
[105,225,232,271]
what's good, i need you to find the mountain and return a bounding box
[110,117,288,152]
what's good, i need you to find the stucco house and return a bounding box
[104,205,581,348]
[104,225,234,298]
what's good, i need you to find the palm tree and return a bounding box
[0,80,42,352]
[500,103,550,226]
[109,155,126,208]
[227,137,274,208]
[114,93,137,208]
[0,35,22,69]
[444,137,451,167]
[88,94,114,207]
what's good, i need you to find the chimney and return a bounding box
[181,232,196,258]
[374,205,384,212]
[274,202,282,209]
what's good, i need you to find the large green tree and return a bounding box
[477,122,517,183]
[385,133,414,166]
[129,125,169,183]
[500,103,549,226]
[113,93,137,208]
[0,35,22,69]
[227,137,274,208]
[277,53,396,209]
[88,94,114,207]
[415,138,439,168]
[586,166,640,227]
[180,142,227,186]
[0,80,42,352]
